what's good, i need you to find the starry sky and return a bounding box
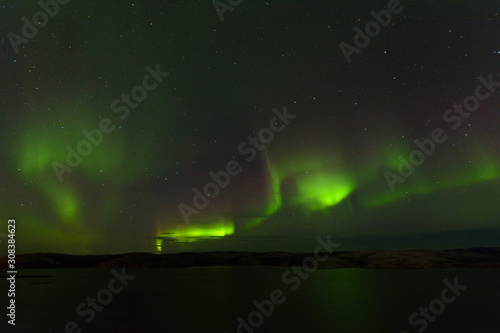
[1,0,499,255]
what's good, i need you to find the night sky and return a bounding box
[1,0,499,254]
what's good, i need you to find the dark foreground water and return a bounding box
[1,267,499,333]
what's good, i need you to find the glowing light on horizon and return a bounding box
[157,220,235,245]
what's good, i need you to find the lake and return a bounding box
[2,267,499,332]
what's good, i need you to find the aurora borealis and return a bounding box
[1,0,499,255]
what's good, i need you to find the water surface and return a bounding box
[2,267,499,332]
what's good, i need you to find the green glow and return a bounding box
[244,152,283,229]
[365,152,500,208]
[15,100,155,185]
[365,181,434,208]
[57,188,79,222]
[383,143,412,171]
[267,155,282,213]
[460,158,500,184]
[159,221,235,243]
[13,101,149,227]
[10,97,500,253]
[295,172,355,211]
[477,162,500,180]
[263,150,356,213]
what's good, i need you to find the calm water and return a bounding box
[1,267,499,333]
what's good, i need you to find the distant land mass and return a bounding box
[1,248,500,271]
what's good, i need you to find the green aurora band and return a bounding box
[12,109,500,252]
